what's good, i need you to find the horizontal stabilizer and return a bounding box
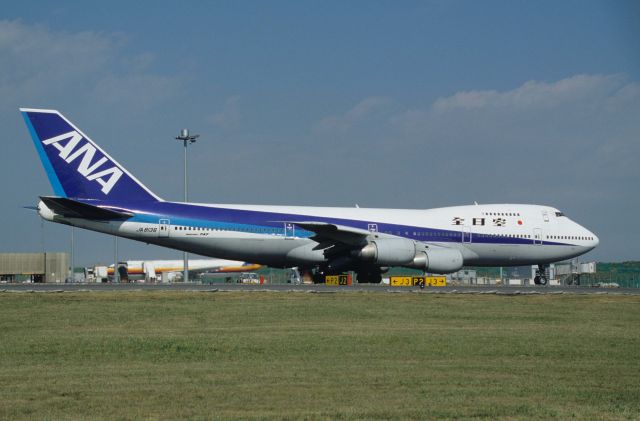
[40,196,134,220]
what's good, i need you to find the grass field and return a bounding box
[1,291,639,420]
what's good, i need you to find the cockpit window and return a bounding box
[555,212,565,217]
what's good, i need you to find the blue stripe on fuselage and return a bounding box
[86,199,571,247]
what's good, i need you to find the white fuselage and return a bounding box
[40,201,598,270]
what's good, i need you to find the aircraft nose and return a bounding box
[584,228,599,249]
[577,221,599,250]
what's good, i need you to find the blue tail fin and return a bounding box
[21,108,161,202]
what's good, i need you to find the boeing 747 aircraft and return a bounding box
[21,109,598,284]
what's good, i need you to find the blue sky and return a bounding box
[1,1,639,264]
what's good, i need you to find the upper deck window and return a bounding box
[555,212,565,217]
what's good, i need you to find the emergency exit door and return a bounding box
[533,228,542,245]
[159,219,170,237]
[462,226,472,243]
[284,222,295,239]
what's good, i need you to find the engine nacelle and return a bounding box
[412,248,464,274]
[357,238,416,266]
[356,239,464,273]
[37,200,56,221]
[286,243,326,264]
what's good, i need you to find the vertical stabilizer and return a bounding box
[21,108,161,202]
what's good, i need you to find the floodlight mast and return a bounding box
[175,129,199,283]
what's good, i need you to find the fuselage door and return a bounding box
[159,219,170,238]
[284,222,295,239]
[462,226,472,243]
[542,211,549,222]
[533,228,542,245]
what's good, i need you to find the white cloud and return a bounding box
[210,95,241,128]
[387,74,640,155]
[313,73,640,202]
[0,19,180,113]
[431,74,624,112]
[345,96,392,119]
[313,96,394,133]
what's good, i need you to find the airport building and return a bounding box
[0,253,69,283]
[447,269,477,284]
[447,262,597,286]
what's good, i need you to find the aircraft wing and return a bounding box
[292,221,372,247]
[40,196,134,220]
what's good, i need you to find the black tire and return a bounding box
[356,271,368,283]
[539,277,548,286]
[356,270,382,284]
[534,276,540,285]
[371,272,382,284]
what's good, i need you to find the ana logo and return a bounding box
[42,131,123,195]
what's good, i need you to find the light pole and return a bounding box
[70,226,74,283]
[175,128,199,283]
[114,236,119,283]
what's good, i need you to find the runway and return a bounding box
[1,283,638,295]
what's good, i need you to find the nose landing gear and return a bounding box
[534,264,549,285]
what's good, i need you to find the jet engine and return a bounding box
[410,247,463,274]
[357,238,416,266]
[356,238,464,274]
[37,200,56,221]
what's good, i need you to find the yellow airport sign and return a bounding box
[389,276,414,287]
[390,276,447,287]
[325,274,352,286]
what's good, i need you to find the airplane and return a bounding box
[107,259,261,282]
[21,108,599,284]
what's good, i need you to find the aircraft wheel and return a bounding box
[357,270,381,284]
[539,276,548,286]
[534,276,540,285]
[371,273,382,284]
[356,271,368,283]
[312,272,324,284]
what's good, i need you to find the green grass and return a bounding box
[1,292,639,420]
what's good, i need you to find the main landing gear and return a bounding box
[356,267,382,284]
[311,265,383,284]
[533,264,549,285]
